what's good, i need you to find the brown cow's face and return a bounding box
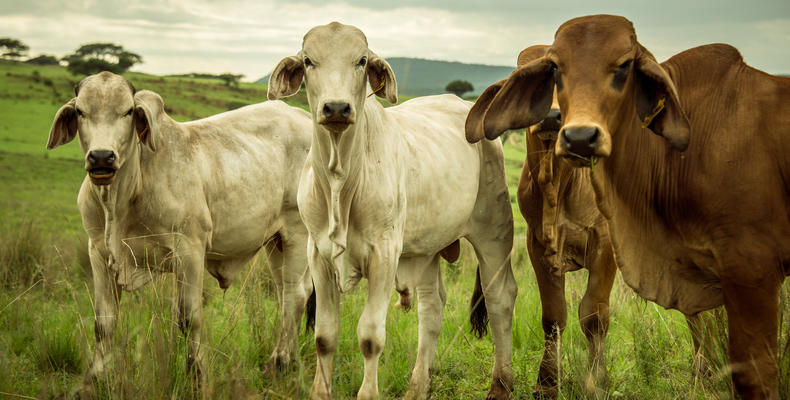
[549,15,690,165]
[549,15,638,165]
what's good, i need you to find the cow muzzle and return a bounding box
[86,149,118,185]
[319,101,354,133]
[558,124,601,165]
[533,109,562,141]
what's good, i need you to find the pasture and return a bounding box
[0,60,787,399]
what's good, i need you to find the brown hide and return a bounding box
[467,44,617,396]
[481,14,789,399]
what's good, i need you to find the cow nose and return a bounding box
[87,149,116,165]
[561,126,599,158]
[322,102,351,121]
[540,109,562,132]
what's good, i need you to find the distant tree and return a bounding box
[0,37,29,61]
[25,54,59,66]
[219,73,244,87]
[63,42,142,75]
[445,79,474,97]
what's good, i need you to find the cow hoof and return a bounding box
[531,383,557,399]
[486,379,512,400]
[404,379,431,400]
[264,351,293,375]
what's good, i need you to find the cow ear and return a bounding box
[133,91,161,152]
[47,98,78,150]
[465,78,506,143]
[267,55,304,100]
[367,54,398,104]
[482,58,555,140]
[635,48,690,151]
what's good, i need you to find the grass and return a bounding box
[0,60,787,399]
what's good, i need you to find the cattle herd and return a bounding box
[46,14,788,400]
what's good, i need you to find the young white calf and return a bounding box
[268,22,518,400]
[47,72,314,388]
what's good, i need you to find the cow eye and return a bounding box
[304,57,314,67]
[357,57,367,68]
[76,108,84,117]
[617,59,632,73]
[548,61,558,73]
[124,108,133,117]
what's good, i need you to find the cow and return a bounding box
[267,22,518,400]
[470,14,790,399]
[46,72,315,389]
[468,44,618,396]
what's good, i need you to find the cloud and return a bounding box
[1,0,788,81]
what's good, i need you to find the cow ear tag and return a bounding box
[641,97,666,128]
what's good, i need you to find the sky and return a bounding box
[2,0,789,81]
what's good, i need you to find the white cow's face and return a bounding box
[47,72,155,186]
[267,22,398,134]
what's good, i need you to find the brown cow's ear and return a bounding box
[482,58,555,140]
[47,98,78,150]
[465,79,506,143]
[133,91,162,152]
[635,50,690,151]
[367,54,398,104]
[267,55,304,100]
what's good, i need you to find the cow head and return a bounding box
[473,15,690,167]
[267,21,397,134]
[47,71,156,185]
[467,45,562,147]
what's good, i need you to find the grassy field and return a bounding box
[0,60,787,399]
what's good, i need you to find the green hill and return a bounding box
[258,57,514,97]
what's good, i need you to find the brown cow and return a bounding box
[471,14,789,399]
[468,45,617,397]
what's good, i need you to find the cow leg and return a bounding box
[527,229,567,397]
[357,242,400,400]
[578,238,616,395]
[722,279,781,399]
[309,240,340,400]
[83,239,122,389]
[685,312,713,381]
[466,234,517,400]
[402,255,445,400]
[174,240,206,382]
[267,225,312,372]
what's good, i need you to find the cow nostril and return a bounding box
[588,129,599,144]
[322,104,332,118]
[342,104,351,118]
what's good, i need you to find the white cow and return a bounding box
[268,22,518,400]
[46,72,314,387]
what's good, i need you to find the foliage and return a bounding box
[445,79,474,97]
[219,73,244,87]
[0,37,29,61]
[63,42,142,76]
[25,54,59,66]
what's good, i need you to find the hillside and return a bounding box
[258,57,514,97]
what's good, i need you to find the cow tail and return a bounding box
[305,285,316,332]
[469,265,489,338]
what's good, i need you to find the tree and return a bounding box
[26,54,59,66]
[63,42,142,76]
[0,38,29,61]
[218,73,244,87]
[445,79,474,97]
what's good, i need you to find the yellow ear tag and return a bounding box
[367,78,386,98]
[137,125,150,143]
[642,97,666,128]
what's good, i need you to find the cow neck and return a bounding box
[309,106,369,292]
[596,99,685,233]
[91,141,145,286]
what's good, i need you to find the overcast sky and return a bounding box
[2,0,789,81]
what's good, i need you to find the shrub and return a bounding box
[0,220,46,289]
